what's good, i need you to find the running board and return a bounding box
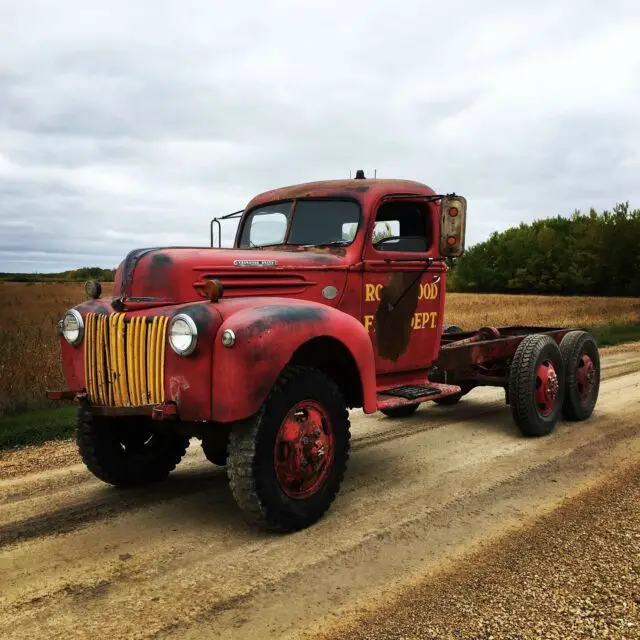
[376,382,462,411]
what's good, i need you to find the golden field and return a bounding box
[0,282,638,416]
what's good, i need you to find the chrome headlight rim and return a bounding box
[61,309,84,346]
[169,313,198,356]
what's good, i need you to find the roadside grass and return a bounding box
[590,323,640,346]
[0,405,77,450]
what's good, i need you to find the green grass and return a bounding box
[590,323,640,347]
[1,324,638,451]
[0,405,77,451]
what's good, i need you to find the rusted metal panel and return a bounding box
[434,327,576,372]
[210,298,378,422]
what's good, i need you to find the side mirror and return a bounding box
[439,195,467,257]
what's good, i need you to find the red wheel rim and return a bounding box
[535,359,560,417]
[576,354,597,402]
[274,400,335,499]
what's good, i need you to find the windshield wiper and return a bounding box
[295,240,351,248]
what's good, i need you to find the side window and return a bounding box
[373,220,399,243]
[371,202,431,252]
[249,212,287,246]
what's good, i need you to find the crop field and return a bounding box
[0,281,638,417]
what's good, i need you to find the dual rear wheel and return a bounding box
[509,331,600,437]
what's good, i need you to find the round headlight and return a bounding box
[169,314,198,356]
[61,309,84,346]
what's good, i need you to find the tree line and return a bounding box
[0,267,116,283]
[448,202,640,296]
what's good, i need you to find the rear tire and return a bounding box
[559,331,600,421]
[76,408,189,487]
[227,366,351,532]
[508,335,565,437]
[442,324,463,334]
[380,404,419,418]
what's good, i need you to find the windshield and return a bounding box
[237,199,361,248]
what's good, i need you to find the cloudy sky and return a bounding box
[1,0,639,272]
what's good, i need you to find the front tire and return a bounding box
[76,408,189,487]
[508,335,565,437]
[227,366,351,532]
[201,427,230,466]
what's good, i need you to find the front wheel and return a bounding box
[508,334,565,437]
[76,409,190,487]
[227,366,351,532]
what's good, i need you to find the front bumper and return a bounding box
[46,389,180,420]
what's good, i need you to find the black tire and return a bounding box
[433,383,473,406]
[508,334,566,437]
[227,366,351,532]
[380,404,420,418]
[201,428,230,466]
[434,392,463,406]
[559,331,601,421]
[76,408,190,487]
[443,324,463,334]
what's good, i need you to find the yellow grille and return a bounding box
[84,313,168,406]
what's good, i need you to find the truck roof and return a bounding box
[246,178,437,210]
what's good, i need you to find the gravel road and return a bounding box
[1,343,639,640]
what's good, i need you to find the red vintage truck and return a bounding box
[50,173,601,531]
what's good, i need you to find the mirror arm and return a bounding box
[210,218,222,248]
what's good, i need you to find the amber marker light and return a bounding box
[203,279,224,302]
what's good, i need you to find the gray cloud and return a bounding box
[1,0,639,271]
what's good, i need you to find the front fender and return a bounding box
[211,300,376,422]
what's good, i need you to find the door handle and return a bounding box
[432,275,441,284]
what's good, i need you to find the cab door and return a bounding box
[361,198,446,375]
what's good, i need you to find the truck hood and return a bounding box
[112,246,349,308]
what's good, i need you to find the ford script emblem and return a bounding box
[233,259,278,267]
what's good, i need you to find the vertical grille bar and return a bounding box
[96,315,107,405]
[148,317,158,404]
[139,317,148,405]
[116,313,130,406]
[126,316,137,406]
[109,314,121,407]
[105,315,113,406]
[158,316,167,402]
[90,314,98,402]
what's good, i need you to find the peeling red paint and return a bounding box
[375,272,421,361]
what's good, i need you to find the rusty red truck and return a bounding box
[49,173,601,531]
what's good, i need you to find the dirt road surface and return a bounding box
[1,343,639,640]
